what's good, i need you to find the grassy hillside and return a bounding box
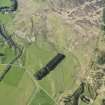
[0,0,104,105]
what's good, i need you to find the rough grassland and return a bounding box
[0,0,103,105]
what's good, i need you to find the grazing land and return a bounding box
[0,0,104,105]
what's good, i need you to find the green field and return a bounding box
[0,0,11,6]
[0,12,81,103]
[0,34,80,105]
[0,68,35,105]
[0,0,14,25]
[30,89,56,105]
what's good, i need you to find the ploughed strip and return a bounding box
[34,53,65,80]
[0,53,4,56]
